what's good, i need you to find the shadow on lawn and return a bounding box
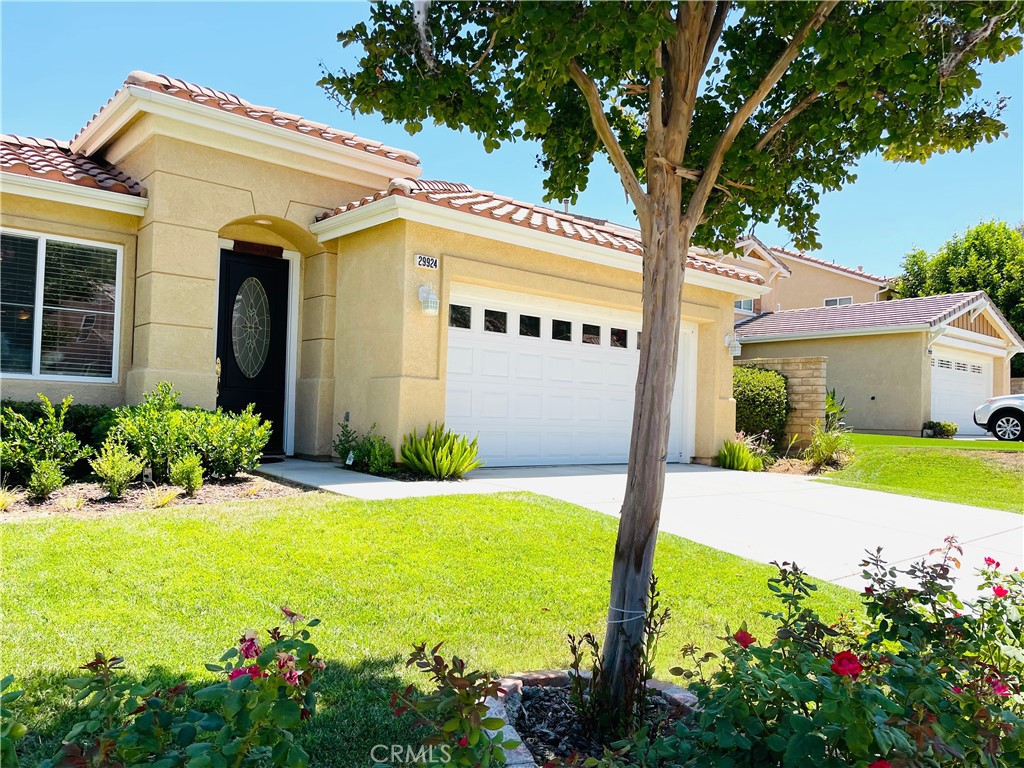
[13,655,426,768]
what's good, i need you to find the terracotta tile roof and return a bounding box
[735,291,989,339]
[320,179,765,285]
[75,71,420,167]
[1,134,144,196]
[769,245,890,285]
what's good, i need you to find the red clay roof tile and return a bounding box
[319,179,765,286]
[75,71,420,167]
[1,134,144,196]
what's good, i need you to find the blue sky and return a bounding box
[2,2,1021,277]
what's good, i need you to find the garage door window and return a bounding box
[552,319,572,341]
[449,304,472,329]
[519,314,540,338]
[583,323,601,345]
[484,309,507,333]
[611,328,627,348]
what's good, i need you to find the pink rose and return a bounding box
[458,736,469,747]
[993,585,1009,598]
[228,665,264,680]
[830,650,863,679]
[277,651,297,670]
[283,668,300,686]
[868,761,891,768]
[984,557,1000,568]
[951,686,963,694]
[987,676,1011,696]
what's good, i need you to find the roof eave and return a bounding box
[1,170,149,216]
[312,194,770,298]
[737,323,932,343]
[70,85,423,181]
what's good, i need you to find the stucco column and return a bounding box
[694,315,736,463]
[295,249,338,457]
[125,220,220,407]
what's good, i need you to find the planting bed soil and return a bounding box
[2,472,310,520]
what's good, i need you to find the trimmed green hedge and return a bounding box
[1,399,114,449]
[733,366,790,446]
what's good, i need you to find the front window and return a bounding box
[734,298,754,313]
[824,296,853,307]
[1,231,121,380]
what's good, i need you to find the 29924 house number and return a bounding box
[415,254,440,270]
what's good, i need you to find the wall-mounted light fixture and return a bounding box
[725,333,742,357]
[418,284,440,316]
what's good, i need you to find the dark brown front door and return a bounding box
[216,249,289,454]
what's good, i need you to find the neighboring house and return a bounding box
[0,71,769,466]
[726,239,891,322]
[735,292,1023,436]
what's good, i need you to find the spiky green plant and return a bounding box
[717,439,763,472]
[400,423,484,480]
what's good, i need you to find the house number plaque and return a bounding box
[415,254,440,270]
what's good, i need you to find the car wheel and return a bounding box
[991,411,1024,441]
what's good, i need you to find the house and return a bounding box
[0,71,769,466]
[735,292,1023,436]
[726,239,891,322]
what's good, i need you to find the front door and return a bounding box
[217,250,289,454]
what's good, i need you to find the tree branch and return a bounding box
[754,90,820,151]
[701,1,732,73]
[685,0,839,225]
[413,0,437,71]
[939,3,1019,82]
[569,58,648,215]
[654,156,754,194]
[466,27,499,75]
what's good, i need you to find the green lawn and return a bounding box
[0,493,859,766]
[821,434,1024,512]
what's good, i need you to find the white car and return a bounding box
[973,394,1024,441]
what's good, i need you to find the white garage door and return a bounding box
[445,286,696,467]
[930,351,993,436]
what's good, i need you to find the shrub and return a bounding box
[27,460,65,501]
[924,419,959,438]
[334,421,395,476]
[803,419,854,470]
[659,542,1024,768]
[400,422,484,479]
[90,440,145,499]
[717,437,763,471]
[39,608,323,768]
[390,642,519,767]
[0,399,113,449]
[733,366,789,446]
[0,395,90,485]
[109,382,271,481]
[169,452,204,495]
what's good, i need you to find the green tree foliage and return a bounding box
[894,221,1024,374]
[322,0,1023,713]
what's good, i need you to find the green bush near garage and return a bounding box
[733,366,790,446]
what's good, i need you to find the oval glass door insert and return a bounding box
[231,277,271,378]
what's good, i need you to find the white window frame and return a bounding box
[824,296,853,307]
[734,298,755,314]
[0,227,123,384]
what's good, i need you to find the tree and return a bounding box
[321,1,1023,713]
[894,221,1024,375]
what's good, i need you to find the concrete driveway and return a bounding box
[259,460,1022,596]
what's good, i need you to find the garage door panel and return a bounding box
[445,290,694,466]
[930,353,992,436]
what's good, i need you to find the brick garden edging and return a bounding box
[484,670,700,766]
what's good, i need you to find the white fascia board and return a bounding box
[71,86,422,182]
[938,326,1023,355]
[311,195,769,298]
[773,251,889,287]
[941,297,1024,349]
[737,324,931,344]
[1,171,149,216]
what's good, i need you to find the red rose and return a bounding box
[733,629,757,649]
[993,585,1009,598]
[830,650,863,679]
[984,557,1000,568]
[863,586,874,595]
[457,736,469,747]
[951,686,963,694]
[869,761,891,768]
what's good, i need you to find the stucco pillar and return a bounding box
[125,220,220,408]
[694,317,736,463]
[295,249,338,457]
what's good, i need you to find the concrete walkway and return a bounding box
[258,459,1022,596]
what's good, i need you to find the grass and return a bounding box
[0,492,859,766]
[821,433,1024,513]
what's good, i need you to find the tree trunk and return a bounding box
[601,168,688,704]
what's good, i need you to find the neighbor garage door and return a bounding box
[930,350,993,436]
[444,286,696,466]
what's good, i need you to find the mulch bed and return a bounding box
[2,472,310,520]
[512,685,678,765]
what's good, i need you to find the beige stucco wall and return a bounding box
[768,255,885,311]
[739,332,930,435]
[327,220,740,462]
[0,193,140,406]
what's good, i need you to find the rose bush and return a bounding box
[35,607,323,768]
